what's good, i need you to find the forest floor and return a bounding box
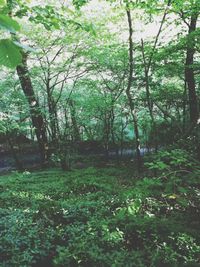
[0,165,200,267]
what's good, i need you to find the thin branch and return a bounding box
[146,0,172,73]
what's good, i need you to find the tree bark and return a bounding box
[47,87,58,144]
[126,9,142,172]
[69,99,81,142]
[185,13,199,124]
[16,53,48,164]
[182,80,187,132]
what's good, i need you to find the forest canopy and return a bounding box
[0,0,200,266]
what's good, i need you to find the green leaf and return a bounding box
[13,41,37,53]
[72,0,88,9]
[0,0,6,7]
[0,39,22,68]
[0,14,20,33]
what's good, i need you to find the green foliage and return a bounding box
[73,0,88,9]
[0,39,22,68]
[0,75,29,136]
[145,149,195,172]
[0,0,200,265]
[0,14,20,33]
[0,0,6,7]
[0,2,23,68]
[0,164,199,267]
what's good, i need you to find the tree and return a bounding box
[184,4,199,124]
[126,9,142,171]
[16,53,48,163]
[169,0,200,124]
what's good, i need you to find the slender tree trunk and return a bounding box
[69,99,81,142]
[126,9,142,172]
[141,40,158,151]
[182,80,187,132]
[16,53,48,164]
[185,13,199,124]
[47,93,58,144]
[110,108,119,157]
[102,113,110,157]
[140,0,171,152]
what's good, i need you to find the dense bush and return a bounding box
[0,158,200,266]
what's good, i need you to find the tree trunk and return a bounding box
[69,99,81,142]
[47,94,58,144]
[185,13,199,124]
[16,53,48,164]
[126,9,142,172]
[182,80,187,132]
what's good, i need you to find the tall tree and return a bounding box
[6,0,49,163]
[17,53,48,163]
[170,0,199,124]
[140,0,172,150]
[126,9,142,171]
[185,9,199,124]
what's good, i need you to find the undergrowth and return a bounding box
[0,149,200,267]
